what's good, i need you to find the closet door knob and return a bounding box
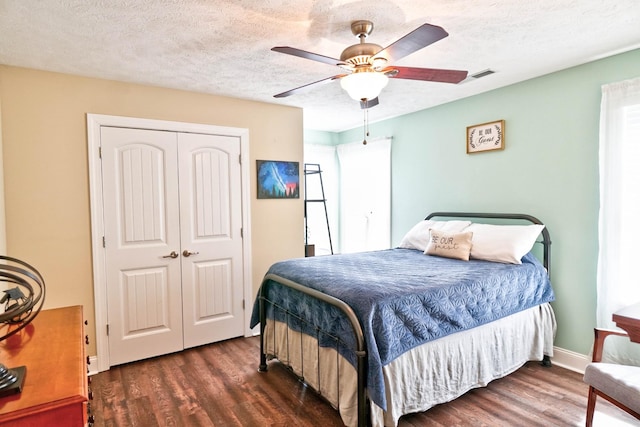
[182,250,199,257]
[162,251,179,259]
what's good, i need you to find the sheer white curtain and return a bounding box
[303,144,339,255]
[597,76,640,365]
[337,137,391,253]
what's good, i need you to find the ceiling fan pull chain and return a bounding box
[362,106,369,145]
[366,108,370,136]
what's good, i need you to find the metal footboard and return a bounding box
[258,273,368,427]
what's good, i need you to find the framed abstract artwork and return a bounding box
[256,160,300,199]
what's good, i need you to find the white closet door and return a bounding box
[101,127,183,365]
[178,132,244,348]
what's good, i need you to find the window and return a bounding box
[597,76,640,364]
[304,137,391,255]
[303,144,339,255]
[337,137,391,253]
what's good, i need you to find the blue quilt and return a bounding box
[250,248,555,410]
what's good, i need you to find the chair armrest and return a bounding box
[592,328,629,362]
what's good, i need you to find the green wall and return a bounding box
[325,48,640,355]
[304,128,340,146]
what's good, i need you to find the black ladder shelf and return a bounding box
[304,163,334,255]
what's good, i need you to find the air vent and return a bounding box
[470,69,496,79]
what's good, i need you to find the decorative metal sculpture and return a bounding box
[0,256,46,397]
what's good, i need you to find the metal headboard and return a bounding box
[425,212,552,275]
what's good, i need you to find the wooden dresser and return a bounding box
[0,305,90,426]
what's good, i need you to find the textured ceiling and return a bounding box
[1,1,639,132]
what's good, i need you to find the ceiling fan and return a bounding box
[272,20,468,109]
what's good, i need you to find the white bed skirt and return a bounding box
[262,303,556,427]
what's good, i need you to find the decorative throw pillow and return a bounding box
[398,220,472,251]
[424,229,474,261]
[465,223,545,264]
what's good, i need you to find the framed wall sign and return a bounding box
[466,120,505,153]
[256,160,300,199]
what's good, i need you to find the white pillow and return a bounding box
[424,229,474,261]
[398,220,472,251]
[465,223,545,264]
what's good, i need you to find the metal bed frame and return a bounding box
[257,212,552,427]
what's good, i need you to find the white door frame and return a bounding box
[87,114,252,372]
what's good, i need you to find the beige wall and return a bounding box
[0,65,304,356]
[0,97,5,254]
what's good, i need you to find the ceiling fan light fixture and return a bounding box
[340,71,388,101]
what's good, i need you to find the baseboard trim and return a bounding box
[551,346,590,374]
[89,344,590,376]
[88,355,99,376]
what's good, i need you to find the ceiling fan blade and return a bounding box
[274,74,348,98]
[272,46,345,67]
[360,97,379,109]
[385,66,468,84]
[373,23,449,63]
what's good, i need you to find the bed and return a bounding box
[250,212,557,427]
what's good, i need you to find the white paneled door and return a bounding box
[177,132,244,348]
[101,127,244,366]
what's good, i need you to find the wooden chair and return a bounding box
[583,328,640,426]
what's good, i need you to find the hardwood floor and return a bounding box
[90,336,639,426]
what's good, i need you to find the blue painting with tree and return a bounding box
[257,160,299,199]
